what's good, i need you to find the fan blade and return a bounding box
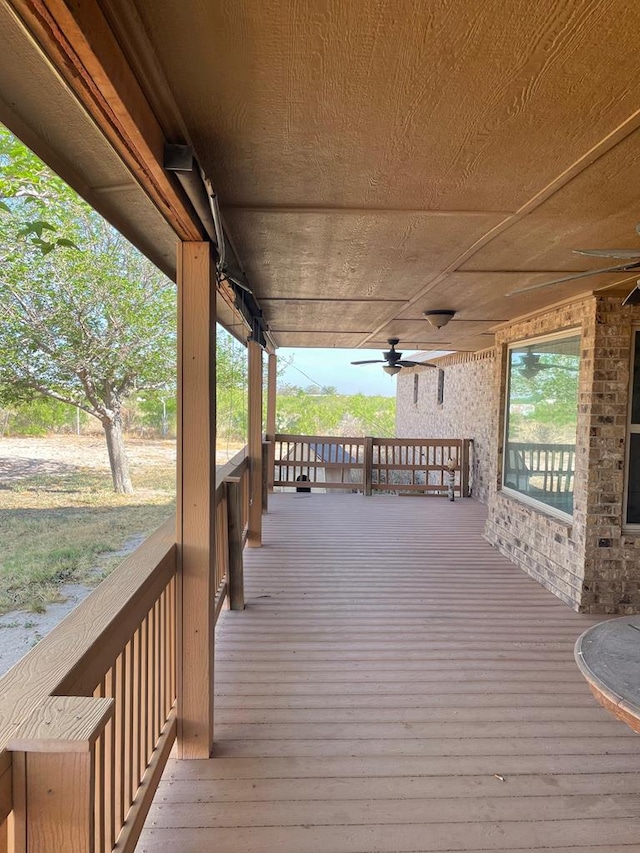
[397,360,437,368]
[507,261,640,296]
[574,249,640,260]
[351,359,385,365]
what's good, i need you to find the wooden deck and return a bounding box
[137,494,640,853]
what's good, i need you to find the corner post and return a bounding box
[266,353,277,492]
[247,339,263,547]
[8,696,113,853]
[176,242,216,758]
[364,436,373,496]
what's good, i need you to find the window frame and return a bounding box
[501,328,581,523]
[413,373,419,405]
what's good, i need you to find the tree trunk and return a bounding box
[102,414,134,494]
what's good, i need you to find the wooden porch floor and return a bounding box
[137,494,640,853]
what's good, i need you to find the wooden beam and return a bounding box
[266,353,277,492]
[8,0,202,242]
[247,339,263,547]
[226,480,245,611]
[176,242,216,758]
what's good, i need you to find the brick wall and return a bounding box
[396,295,640,613]
[396,350,495,503]
[485,297,595,610]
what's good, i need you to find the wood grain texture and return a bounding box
[177,242,216,758]
[7,697,113,754]
[247,340,263,547]
[137,494,640,852]
[266,353,277,492]
[6,0,640,350]
[7,0,201,243]
[25,751,93,853]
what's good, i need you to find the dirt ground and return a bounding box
[0,433,240,482]
[0,436,173,675]
[0,434,242,676]
[0,434,176,481]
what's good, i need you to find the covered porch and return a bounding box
[140,493,640,853]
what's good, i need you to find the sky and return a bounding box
[278,348,407,397]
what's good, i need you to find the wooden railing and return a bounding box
[505,442,575,494]
[0,449,250,853]
[0,519,177,853]
[272,434,471,498]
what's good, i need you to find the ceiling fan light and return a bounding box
[423,309,456,328]
[383,364,402,375]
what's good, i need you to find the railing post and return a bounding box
[363,436,373,496]
[266,353,277,493]
[225,479,245,611]
[9,696,113,853]
[461,439,470,498]
[262,441,270,514]
[176,241,216,758]
[247,339,263,547]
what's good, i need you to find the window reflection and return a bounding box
[503,334,580,516]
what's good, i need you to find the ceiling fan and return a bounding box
[351,339,437,375]
[507,224,640,305]
[517,352,578,380]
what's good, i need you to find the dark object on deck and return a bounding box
[296,474,311,492]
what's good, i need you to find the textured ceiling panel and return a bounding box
[462,128,640,273]
[395,272,638,325]
[7,0,640,351]
[224,210,506,302]
[133,0,640,212]
[271,331,370,348]
[261,299,395,333]
[375,319,496,348]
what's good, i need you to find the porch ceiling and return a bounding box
[4,0,640,350]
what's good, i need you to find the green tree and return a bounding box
[0,126,175,492]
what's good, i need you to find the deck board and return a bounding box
[137,494,640,852]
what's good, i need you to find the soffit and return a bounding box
[5,0,640,353]
[0,1,178,279]
[122,0,640,352]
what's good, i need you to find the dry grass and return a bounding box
[0,438,175,613]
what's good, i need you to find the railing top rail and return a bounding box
[373,437,463,447]
[274,433,366,444]
[0,516,176,768]
[216,447,248,489]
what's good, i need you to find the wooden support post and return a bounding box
[247,339,263,547]
[8,696,113,853]
[262,441,270,514]
[363,436,373,496]
[461,439,471,497]
[176,242,216,758]
[266,353,277,492]
[226,479,245,610]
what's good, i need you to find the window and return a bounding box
[503,331,580,518]
[625,329,640,525]
[413,373,419,405]
[437,369,444,405]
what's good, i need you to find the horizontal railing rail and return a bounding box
[273,434,471,497]
[0,446,251,853]
[505,441,575,494]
